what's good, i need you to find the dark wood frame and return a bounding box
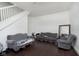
[58,24,71,38]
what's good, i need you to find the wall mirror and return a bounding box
[58,24,71,38]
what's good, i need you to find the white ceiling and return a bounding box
[12,2,72,17]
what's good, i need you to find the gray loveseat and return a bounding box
[7,33,35,51]
[35,32,57,44]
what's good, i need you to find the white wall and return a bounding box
[70,3,79,55]
[28,11,70,34]
[0,11,28,51]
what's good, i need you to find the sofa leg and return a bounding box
[13,47,20,52]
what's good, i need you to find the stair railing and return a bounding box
[0,5,23,21]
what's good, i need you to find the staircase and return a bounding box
[0,2,24,21]
[0,2,28,51]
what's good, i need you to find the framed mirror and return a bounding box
[58,24,71,38]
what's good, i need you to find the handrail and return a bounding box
[0,5,15,9]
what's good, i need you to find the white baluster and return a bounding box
[1,9,3,21]
[5,8,8,19]
[2,9,4,21]
[8,8,10,18]
[5,8,8,20]
[3,8,5,20]
[0,9,1,21]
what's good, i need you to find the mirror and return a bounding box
[58,24,71,38]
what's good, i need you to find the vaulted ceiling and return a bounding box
[12,2,72,17]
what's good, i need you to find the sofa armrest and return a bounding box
[57,39,71,44]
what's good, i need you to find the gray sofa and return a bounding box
[57,34,76,49]
[0,43,3,53]
[35,32,57,43]
[7,33,35,51]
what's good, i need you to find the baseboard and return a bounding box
[73,47,79,55]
